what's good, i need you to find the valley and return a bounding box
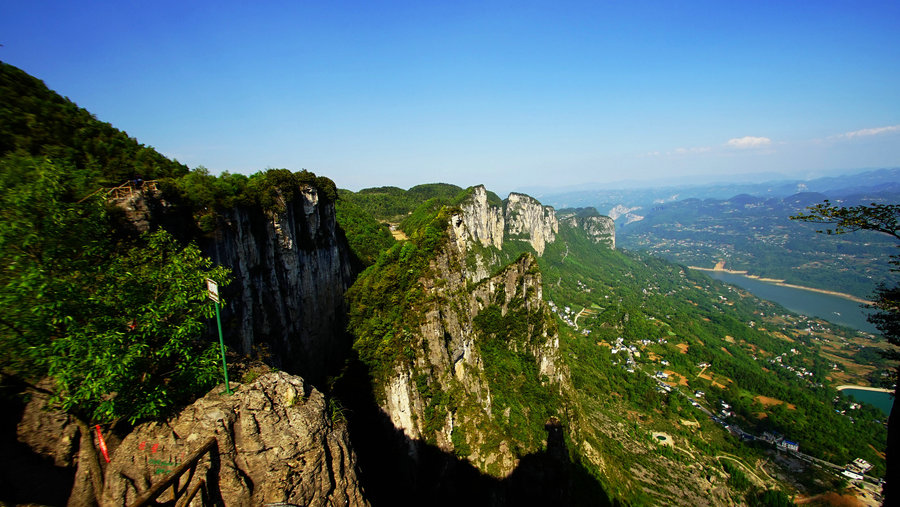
[0,61,895,506]
[538,179,900,301]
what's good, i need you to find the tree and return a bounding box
[0,155,230,502]
[792,200,900,501]
[792,200,900,241]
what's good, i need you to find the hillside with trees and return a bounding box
[616,192,900,299]
[0,62,891,505]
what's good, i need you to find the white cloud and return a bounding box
[838,125,900,139]
[726,136,772,149]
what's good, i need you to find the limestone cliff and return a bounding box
[448,186,560,282]
[451,185,505,251]
[203,186,355,385]
[504,192,558,255]
[372,208,567,477]
[110,182,355,386]
[558,208,616,248]
[100,372,367,506]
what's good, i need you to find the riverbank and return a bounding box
[836,385,894,394]
[688,266,872,304]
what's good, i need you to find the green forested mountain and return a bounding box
[539,223,888,494]
[1,62,891,506]
[338,183,502,223]
[0,61,190,195]
[617,191,900,299]
[335,184,889,504]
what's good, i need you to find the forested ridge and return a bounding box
[335,183,889,504]
[0,61,189,194]
[0,61,891,505]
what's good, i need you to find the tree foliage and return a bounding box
[0,156,229,424]
[793,199,900,501]
[792,199,900,240]
[0,61,189,195]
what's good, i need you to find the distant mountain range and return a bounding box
[528,169,900,299]
[529,168,900,227]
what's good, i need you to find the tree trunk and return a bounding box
[67,419,104,507]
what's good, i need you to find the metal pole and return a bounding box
[215,301,232,395]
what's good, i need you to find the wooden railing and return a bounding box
[127,436,218,507]
[78,180,160,203]
[107,180,158,201]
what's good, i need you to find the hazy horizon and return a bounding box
[2,1,898,193]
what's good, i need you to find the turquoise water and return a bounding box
[704,271,878,334]
[841,388,894,416]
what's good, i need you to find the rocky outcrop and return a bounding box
[15,380,78,468]
[203,187,355,385]
[450,186,559,278]
[558,208,616,248]
[608,204,644,224]
[505,193,558,255]
[377,209,566,477]
[101,372,367,506]
[451,185,505,251]
[109,183,354,386]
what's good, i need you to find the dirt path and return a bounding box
[574,308,586,329]
[715,454,770,488]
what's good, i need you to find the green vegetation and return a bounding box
[746,488,794,507]
[159,167,339,233]
[346,204,454,382]
[473,296,559,452]
[334,197,395,268]
[541,218,888,499]
[0,156,229,424]
[339,183,468,222]
[722,461,751,491]
[0,61,189,195]
[619,194,898,299]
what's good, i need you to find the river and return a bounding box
[703,271,878,334]
[699,271,894,415]
[840,388,894,416]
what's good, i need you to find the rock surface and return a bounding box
[452,185,505,251]
[377,201,566,476]
[504,192,558,255]
[202,187,355,385]
[450,186,561,261]
[101,372,368,506]
[558,208,616,248]
[108,183,355,386]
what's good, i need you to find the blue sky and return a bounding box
[2,0,899,194]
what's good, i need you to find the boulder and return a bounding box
[101,372,368,506]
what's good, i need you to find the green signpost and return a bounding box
[206,278,232,395]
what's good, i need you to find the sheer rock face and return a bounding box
[451,185,505,251]
[504,193,558,256]
[203,187,355,385]
[562,213,616,248]
[380,214,565,477]
[451,186,560,260]
[101,372,368,507]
